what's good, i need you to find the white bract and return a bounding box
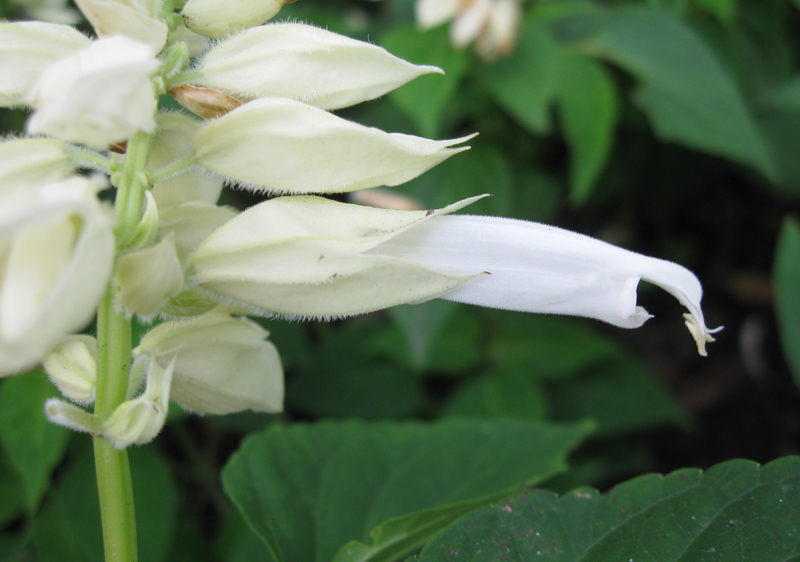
[191,196,718,355]
[149,112,223,208]
[198,23,442,110]
[181,0,296,37]
[0,138,72,185]
[190,195,484,318]
[0,21,90,106]
[26,35,160,148]
[42,335,98,403]
[133,311,284,414]
[72,0,168,52]
[0,177,115,375]
[192,97,475,193]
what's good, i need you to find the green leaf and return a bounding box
[382,25,471,138]
[443,371,548,421]
[487,313,623,381]
[414,457,800,562]
[694,0,738,21]
[222,419,592,562]
[582,6,775,179]
[774,218,800,388]
[548,359,689,435]
[476,19,559,135]
[0,370,70,513]
[32,441,179,562]
[556,54,618,204]
[0,453,24,527]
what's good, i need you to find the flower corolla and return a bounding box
[181,0,297,38]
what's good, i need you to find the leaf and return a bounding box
[774,218,800,388]
[32,441,179,562]
[548,359,689,436]
[382,25,471,138]
[476,19,560,135]
[0,453,24,527]
[582,6,775,179]
[222,419,593,562]
[694,0,738,21]
[486,312,623,381]
[0,370,70,513]
[556,54,618,204]
[414,457,800,562]
[443,370,548,421]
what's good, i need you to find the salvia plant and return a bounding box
[10,0,800,561]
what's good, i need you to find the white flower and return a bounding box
[0,22,90,107]
[42,335,98,404]
[133,310,284,415]
[197,22,442,110]
[191,196,719,355]
[26,35,160,149]
[192,97,475,193]
[416,0,523,61]
[181,0,296,38]
[0,177,115,376]
[72,0,169,52]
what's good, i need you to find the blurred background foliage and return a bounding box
[3,0,800,560]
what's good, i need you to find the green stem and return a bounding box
[93,284,137,562]
[146,155,196,184]
[92,130,155,562]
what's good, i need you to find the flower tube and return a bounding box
[191,196,718,355]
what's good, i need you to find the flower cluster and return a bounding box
[416,0,524,61]
[0,0,718,449]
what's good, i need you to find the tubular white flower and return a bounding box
[192,196,718,355]
[451,0,493,49]
[0,177,115,376]
[416,0,459,29]
[374,214,721,355]
[473,0,522,60]
[26,35,160,149]
[181,0,296,38]
[150,113,222,208]
[192,97,475,194]
[189,196,484,318]
[0,22,90,107]
[72,0,169,52]
[198,23,443,110]
[133,310,284,415]
[0,138,72,186]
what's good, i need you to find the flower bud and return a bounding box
[0,22,90,107]
[192,97,475,194]
[118,234,185,320]
[72,0,169,52]
[181,0,297,38]
[0,137,72,186]
[150,113,223,207]
[159,201,237,265]
[42,335,98,403]
[134,310,283,414]
[189,195,483,318]
[26,35,160,149]
[102,356,174,449]
[198,23,443,110]
[0,177,115,376]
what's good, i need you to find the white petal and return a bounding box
[181,0,292,37]
[416,0,460,29]
[192,97,474,193]
[451,0,492,48]
[199,22,442,110]
[73,0,168,52]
